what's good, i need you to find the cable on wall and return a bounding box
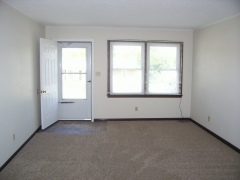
[178,95,189,123]
[179,95,184,118]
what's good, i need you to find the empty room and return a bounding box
[0,0,240,179]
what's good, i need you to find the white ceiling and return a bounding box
[3,0,240,30]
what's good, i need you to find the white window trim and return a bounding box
[146,42,181,95]
[109,41,145,95]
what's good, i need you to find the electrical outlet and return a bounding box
[12,133,15,141]
[135,107,138,111]
[208,116,210,122]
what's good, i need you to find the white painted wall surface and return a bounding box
[0,1,45,167]
[191,15,240,149]
[46,27,193,119]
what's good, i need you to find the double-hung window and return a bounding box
[108,40,183,97]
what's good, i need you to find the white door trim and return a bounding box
[53,39,94,122]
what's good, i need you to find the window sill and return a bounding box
[107,94,182,98]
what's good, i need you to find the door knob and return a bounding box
[87,80,91,82]
[38,90,47,93]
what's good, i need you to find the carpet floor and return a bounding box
[0,120,239,180]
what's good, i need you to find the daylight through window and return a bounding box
[108,40,183,97]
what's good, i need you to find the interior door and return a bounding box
[58,42,92,120]
[40,38,58,129]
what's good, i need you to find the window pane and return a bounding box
[62,48,86,73]
[113,45,142,69]
[112,70,142,93]
[62,74,86,99]
[148,70,179,94]
[149,47,177,69]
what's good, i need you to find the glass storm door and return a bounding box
[58,42,92,120]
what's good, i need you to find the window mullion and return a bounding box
[144,42,147,95]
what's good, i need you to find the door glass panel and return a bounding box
[62,48,86,73]
[62,74,86,99]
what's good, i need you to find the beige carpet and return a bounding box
[0,121,240,180]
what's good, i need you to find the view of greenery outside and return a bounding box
[149,46,176,70]
[148,46,178,93]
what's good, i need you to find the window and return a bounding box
[61,47,87,99]
[108,40,183,97]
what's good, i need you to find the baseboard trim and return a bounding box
[2,118,238,173]
[0,126,41,172]
[95,118,240,153]
[94,118,191,121]
[190,119,240,154]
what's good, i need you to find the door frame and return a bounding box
[54,39,94,122]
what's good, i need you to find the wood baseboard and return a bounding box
[95,118,240,153]
[1,118,238,173]
[94,118,191,121]
[0,126,41,172]
[190,119,240,154]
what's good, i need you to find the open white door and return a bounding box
[40,38,58,129]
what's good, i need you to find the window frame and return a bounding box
[109,41,145,95]
[107,40,183,98]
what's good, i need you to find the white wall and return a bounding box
[191,15,240,149]
[46,27,193,119]
[0,1,45,167]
